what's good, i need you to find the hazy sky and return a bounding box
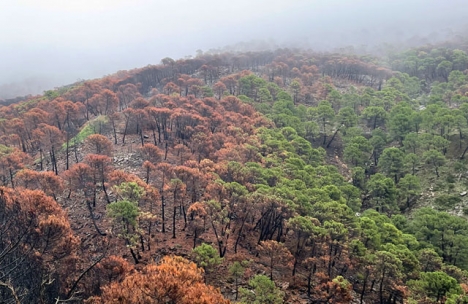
[1,0,467,98]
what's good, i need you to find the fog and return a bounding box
[1,0,467,99]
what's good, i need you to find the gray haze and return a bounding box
[1,0,467,99]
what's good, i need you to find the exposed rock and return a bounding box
[461,191,467,196]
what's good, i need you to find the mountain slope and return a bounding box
[1,43,468,303]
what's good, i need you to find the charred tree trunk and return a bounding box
[326,127,340,148]
[161,194,166,233]
[87,201,106,236]
[172,205,177,239]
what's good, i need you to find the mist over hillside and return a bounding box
[1,0,467,98]
[4,2,468,302]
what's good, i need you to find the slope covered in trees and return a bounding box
[1,41,468,303]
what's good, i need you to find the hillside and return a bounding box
[2,42,468,303]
